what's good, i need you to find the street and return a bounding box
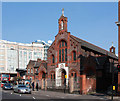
[1,87,120,101]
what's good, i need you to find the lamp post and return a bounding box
[111,59,114,100]
[115,0,120,93]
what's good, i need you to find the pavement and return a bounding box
[1,88,120,101]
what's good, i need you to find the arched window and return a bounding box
[71,72,77,81]
[51,74,52,80]
[54,74,55,79]
[72,51,76,61]
[59,40,67,62]
[51,73,55,80]
[74,73,77,81]
[52,55,55,63]
[61,20,64,30]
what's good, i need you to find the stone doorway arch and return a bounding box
[56,63,68,87]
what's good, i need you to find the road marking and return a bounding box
[20,94,21,96]
[33,97,35,99]
[61,97,65,99]
[99,97,105,100]
[11,92,12,94]
[46,95,50,97]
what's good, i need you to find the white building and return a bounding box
[0,40,51,74]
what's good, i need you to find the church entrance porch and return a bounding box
[56,63,68,87]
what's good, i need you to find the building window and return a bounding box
[61,20,64,30]
[59,40,67,62]
[62,49,64,62]
[51,73,55,80]
[71,72,77,81]
[28,69,30,74]
[31,68,33,74]
[59,43,61,48]
[75,73,77,81]
[72,51,76,61]
[59,50,61,62]
[65,48,67,61]
[62,41,64,47]
[51,74,52,80]
[52,55,55,63]
[54,74,55,79]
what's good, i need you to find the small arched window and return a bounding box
[61,20,64,30]
[72,51,76,61]
[52,55,55,63]
[71,72,77,81]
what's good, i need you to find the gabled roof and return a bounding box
[34,61,41,68]
[28,60,36,66]
[71,35,118,60]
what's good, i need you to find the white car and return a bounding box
[13,84,31,94]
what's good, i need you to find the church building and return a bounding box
[47,9,118,94]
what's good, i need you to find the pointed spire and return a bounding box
[62,8,64,16]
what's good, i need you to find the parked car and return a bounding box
[2,83,13,90]
[13,84,31,94]
[1,81,8,88]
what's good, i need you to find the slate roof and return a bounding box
[79,55,110,70]
[28,60,36,66]
[71,35,118,60]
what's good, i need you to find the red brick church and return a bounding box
[47,9,118,94]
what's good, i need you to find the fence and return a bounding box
[37,77,81,94]
[86,77,96,93]
[33,76,97,94]
[73,77,81,93]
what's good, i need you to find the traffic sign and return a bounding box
[117,65,120,72]
[65,75,67,78]
[113,86,115,90]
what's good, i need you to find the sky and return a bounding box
[2,2,119,54]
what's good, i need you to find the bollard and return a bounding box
[69,77,74,93]
[45,78,47,91]
[41,79,44,89]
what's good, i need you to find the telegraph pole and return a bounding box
[111,60,114,100]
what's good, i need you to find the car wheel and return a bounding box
[13,90,15,93]
[18,91,21,94]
